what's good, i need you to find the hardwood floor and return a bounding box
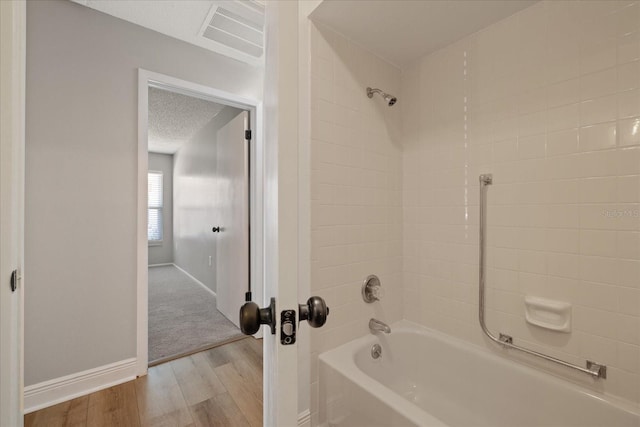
[25,337,263,427]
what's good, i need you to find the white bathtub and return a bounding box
[319,321,639,427]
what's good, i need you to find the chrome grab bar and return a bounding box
[478,174,606,379]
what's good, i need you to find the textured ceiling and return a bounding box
[148,87,225,154]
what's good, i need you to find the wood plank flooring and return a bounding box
[25,337,263,427]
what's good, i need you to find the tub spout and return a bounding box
[369,318,391,334]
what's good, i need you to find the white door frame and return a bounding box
[136,69,264,376]
[0,0,26,425]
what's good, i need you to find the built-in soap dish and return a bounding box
[524,296,571,333]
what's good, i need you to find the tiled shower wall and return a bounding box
[402,0,640,404]
[308,23,403,421]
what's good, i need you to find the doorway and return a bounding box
[137,70,264,371]
[11,0,303,424]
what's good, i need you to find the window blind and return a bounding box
[148,171,163,242]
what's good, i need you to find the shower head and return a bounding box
[367,87,397,106]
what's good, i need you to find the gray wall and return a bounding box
[25,0,261,386]
[148,153,173,265]
[173,107,242,294]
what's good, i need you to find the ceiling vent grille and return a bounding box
[200,1,265,59]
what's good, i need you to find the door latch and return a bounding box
[280,310,296,345]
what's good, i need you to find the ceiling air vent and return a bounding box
[200,1,265,59]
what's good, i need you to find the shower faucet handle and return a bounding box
[362,275,383,303]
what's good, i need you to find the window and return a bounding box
[148,171,163,243]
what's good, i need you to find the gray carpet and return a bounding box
[148,265,244,365]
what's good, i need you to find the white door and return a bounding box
[262,1,301,425]
[0,1,25,426]
[216,111,250,328]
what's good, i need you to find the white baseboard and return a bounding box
[148,262,173,267]
[24,358,137,414]
[172,263,217,297]
[298,410,311,427]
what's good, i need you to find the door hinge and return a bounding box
[245,129,252,140]
[10,269,19,292]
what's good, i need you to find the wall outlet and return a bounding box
[208,255,212,267]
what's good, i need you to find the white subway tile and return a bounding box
[493,117,519,141]
[574,306,618,338]
[547,103,580,132]
[311,55,333,82]
[317,99,336,124]
[579,95,617,126]
[547,45,581,84]
[617,116,640,147]
[618,88,640,119]
[546,228,580,253]
[578,332,618,366]
[312,75,334,103]
[578,121,617,151]
[518,249,547,274]
[580,229,618,257]
[617,175,640,202]
[617,231,640,260]
[546,178,581,204]
[547,78,580,108]
[618,287,640,316]
[580,67,617,100]
[580,204,617,230]
[493,138,518,163]
[617,31,640,64]
[618,259,640,288]
[534,275,577,302]
[579,176,618,203]
[547,252,579,279]
[518,86,547,115]
[617,146,640,175]
[546,128,579,156]
[578,149,619,177]
[580,38,617,75]
[545,204,580,229]
[617,314,640,345]
[618,60,640,92]
[572,280,618,312]
[311,117,337,144]
[617,342,640,373]
[617,204,640,231]
[518,134,547,159]
[492,247,519,270]
[545,153,582,180]
[580,255,620,285]
[518,110,547,137]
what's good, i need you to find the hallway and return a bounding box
[25,338,263,427]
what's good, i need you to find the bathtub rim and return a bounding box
[319,319,640,422]
[319,328,448,426]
